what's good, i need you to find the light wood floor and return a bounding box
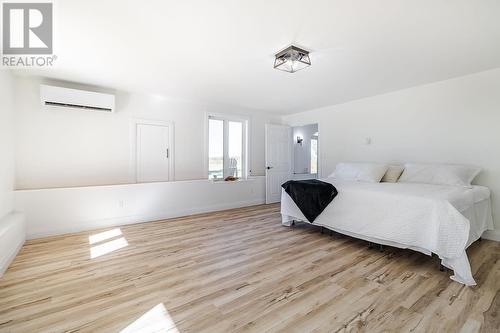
[0,204,499,333]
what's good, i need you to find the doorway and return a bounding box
[265,123,319,204]
[292,123,319,180]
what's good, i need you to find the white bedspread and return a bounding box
[281,179,494,286]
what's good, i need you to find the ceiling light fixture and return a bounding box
[274,45,311,73]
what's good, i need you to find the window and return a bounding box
[207,114,248,180]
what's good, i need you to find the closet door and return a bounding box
[136,123,170,182]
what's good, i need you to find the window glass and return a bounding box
[228,121,243,177]
[208,119,224,179]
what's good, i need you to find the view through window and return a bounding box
[208,119,224,179]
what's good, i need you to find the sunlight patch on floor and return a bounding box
[89,228,123,244]
[120,303,180,333]
[90,237,128,258]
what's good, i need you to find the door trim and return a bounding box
[131,119,175,183]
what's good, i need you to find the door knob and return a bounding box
[266,166,273,170]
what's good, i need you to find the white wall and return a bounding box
[14,76,281,189]
[0,71,26,276]
[282,68,500,239]
[15,177,265,239]
[0,71,15,218]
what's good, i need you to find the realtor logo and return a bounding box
[2,2,53,54]
[2,2,56,67]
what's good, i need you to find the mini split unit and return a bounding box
[40,85,116,112]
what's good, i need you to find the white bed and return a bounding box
[281,178,494,286]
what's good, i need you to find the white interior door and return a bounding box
[137,123,171,182]
[265,124,292,204]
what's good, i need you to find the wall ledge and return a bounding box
[16,178,267,240]
[0,212,26,277]
[15,176,265,192]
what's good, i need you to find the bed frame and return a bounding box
[289,220,449,272]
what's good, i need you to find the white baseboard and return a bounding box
[0,212,26,277]
[27,198,265,239]
[482,230,500,242]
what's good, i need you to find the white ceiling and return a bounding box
[23,0,500,114]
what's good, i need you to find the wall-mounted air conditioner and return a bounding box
[40,85,115,112]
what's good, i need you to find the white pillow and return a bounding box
[398,163,481,187]
[332,162,389,183]
[381,165,405,183]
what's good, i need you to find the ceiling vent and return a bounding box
[40,85,115,112]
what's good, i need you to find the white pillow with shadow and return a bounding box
[398,163,481,187]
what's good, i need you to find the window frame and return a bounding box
[205,112,249,180]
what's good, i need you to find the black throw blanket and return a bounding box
[281,179,338,223]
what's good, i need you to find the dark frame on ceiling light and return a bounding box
[274,45,311,73]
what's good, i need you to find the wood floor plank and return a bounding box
[0,204,499,333]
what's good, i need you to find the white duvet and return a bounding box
[281,179,494,286]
